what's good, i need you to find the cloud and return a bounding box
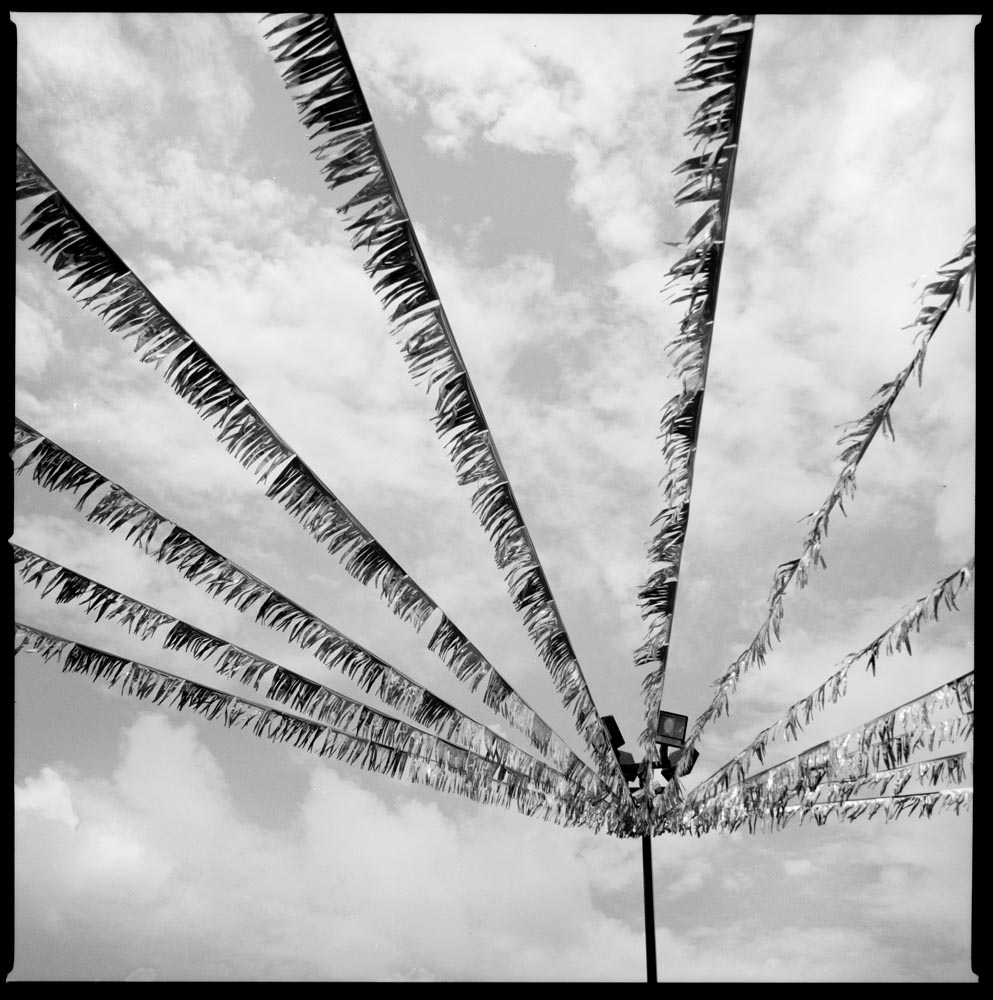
[13,714,649,981]
[15,293,64,379]
[338,14,687,261]
[13,13,976,983]
[934,469,974,561]
[14,767,79,829]
[14,11,254,151]
[14,13,164,115]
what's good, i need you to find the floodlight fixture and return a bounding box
[659,745,699,782]
[616,750,641,783]
[655,710,689,748]
[601,714,626,751]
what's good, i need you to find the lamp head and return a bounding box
[656,710,689,748]
[601,714,626,751]
[616,750,641,783]
[659,745,699,781]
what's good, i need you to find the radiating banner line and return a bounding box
[672,226,976,774]
[658,672,973,834]
[636,14,756,755]
[15,141,630,807]
[13,543,618,828]
[12,418,617,809]
[260,13,633,806]
[14,622,606,828]
[662,559,975,808]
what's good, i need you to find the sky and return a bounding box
[11,12,977,983]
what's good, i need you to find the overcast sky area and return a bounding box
[12,12,976,982]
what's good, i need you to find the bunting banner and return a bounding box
[11,425,621,813]
[11,543,616,825]
[659,672,974,834]
[636,15,755,753]
[670,226,977,771]
[14,145,628,806]
[12,429,619,809]
[15,144,429,623]
[14,623,611,829]
[670,767,973,837]
[260,13,631,804]
[676,559,974,789]
[675,785,973,836]
[778,787,973,829]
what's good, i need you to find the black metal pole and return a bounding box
[642,831,657,982]
[641,756,658,984]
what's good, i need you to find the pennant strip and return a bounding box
[261,12,630,802]
[672,226,977,765]
[673,784,973,836]
[11,423,616,812]
[13,623,607,829]
[14,142,628,809]
[11,543,617,828]
[665,560,976,799]
[636,14,756,752]
[660,672,974,833]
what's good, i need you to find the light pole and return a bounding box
[603,712,699,984]
[640,762,658,983]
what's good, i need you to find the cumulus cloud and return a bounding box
[15,767,79,829]
[13,12,975,982]
[338,14,686,261]
[15,294,64,379]
[13,715,648,981]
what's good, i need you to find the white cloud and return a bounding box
[15,767,79,829]
[338,14,687,262]
[15,295,64,379]
[13,12,164,114]
[13,12,976,983]
[14,11,254,150]
[13,715,649,981]
[934,471,974,560]
[783,858,814,877]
